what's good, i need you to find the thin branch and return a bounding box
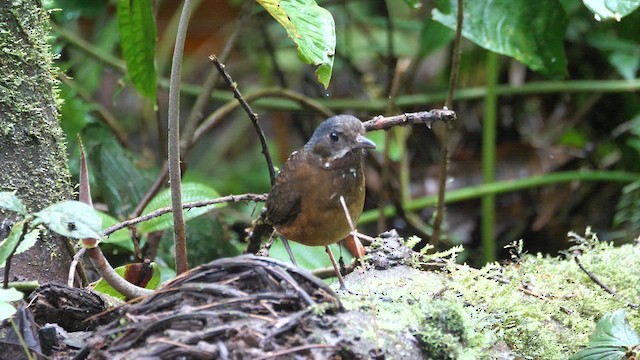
[104,193,267,236]
[209,55,276,185]
[363,110,455,132]
[168,0,193,274]
[574,253,638,309]
[431,0,464,247]
[85,246,153,299]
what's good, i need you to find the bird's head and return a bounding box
[305,115,376,165]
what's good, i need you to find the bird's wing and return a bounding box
[265,153,304,227]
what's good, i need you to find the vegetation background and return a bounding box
[49,0,639,277]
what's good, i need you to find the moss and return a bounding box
[442,229,640,359]
[337,231,640,359]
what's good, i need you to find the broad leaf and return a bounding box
[582,0,640,21]
[257,0,336,88]
[93,261,161,300]
[118,0,157,101]
[570,310,640,360]
[0,226,40,268]
[0,192,27,215]
[0,288,24,322]
[98,211,132,251]
[0,220,28,267]
[270,240,353,275]
[138,183,225,234]
[433,0,568,79]
[35,201,103,241]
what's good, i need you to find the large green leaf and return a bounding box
[570,310,640,360]
[0,192,27,215]
[0,220,27,268]
[257,0,336,88]
[35,201,103,241]
[98,211,132,251]
[0,288,24,322]
[138,183,225,234]
[93,261,161,300]
[582,0,640,21]
[433,0,568,79]
[270,240,353,276]
[117,0,157,101]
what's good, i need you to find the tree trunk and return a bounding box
[0,0,75,284]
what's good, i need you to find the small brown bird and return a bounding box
[265,115,375,288]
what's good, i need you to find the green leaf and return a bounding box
[0,220,28,268]
[84,124,151,217]
[98,211,132,251]
[402,0,423,9]
[138,183,225,234]
[433,0,568,79]
[93,262,161,300]
[582,0,640,21]
[257,0,336,88]
[570,310,640,360]
[35,201,103,240]
[0,192,27,215]
[0,226,41,268]
[270,240,353,274]
[0,288,23,322]
[117,0,157,101]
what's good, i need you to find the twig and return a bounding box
[104,193,267,236]
[67,247,85,287]
[255,344,338,360]
[209,55,277,185]
[574,254,638,309]
[363,109,455,131]
[431,0,463,247]
[167,0,193,275]
[132,162,169,218]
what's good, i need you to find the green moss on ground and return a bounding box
[338,229,640,359]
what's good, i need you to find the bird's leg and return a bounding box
[325,245,350,292]
[282,237,298,266]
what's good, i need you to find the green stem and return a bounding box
[359,170,640,224]
[174,79,640,112]
[482,51,499,263]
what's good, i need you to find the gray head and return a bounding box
[305,115,376,160]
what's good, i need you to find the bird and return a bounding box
[265,115,375,289]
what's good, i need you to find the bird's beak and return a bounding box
[355,133,376,149]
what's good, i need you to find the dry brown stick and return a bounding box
[432,0,464,247]
[209,55,276,185]
[363,109,455,132]
[103,193,266,236]
[574,254,638,309]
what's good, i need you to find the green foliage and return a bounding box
[83,125,152,217]
[0,220,28,269]
[0,288,24,322]
[270,240,352,273]
[34,200,103,241]
[0,191,27,215]
[433,0,568,79]
[117,0,157,101]
[570,310,640,360]
[257,0,335,88]
[582,0,640,21]
[93,262,161,300]
[138,183,226,234]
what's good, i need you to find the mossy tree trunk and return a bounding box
[0,1,76,284]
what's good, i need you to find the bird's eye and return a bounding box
[329,132,339,142]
